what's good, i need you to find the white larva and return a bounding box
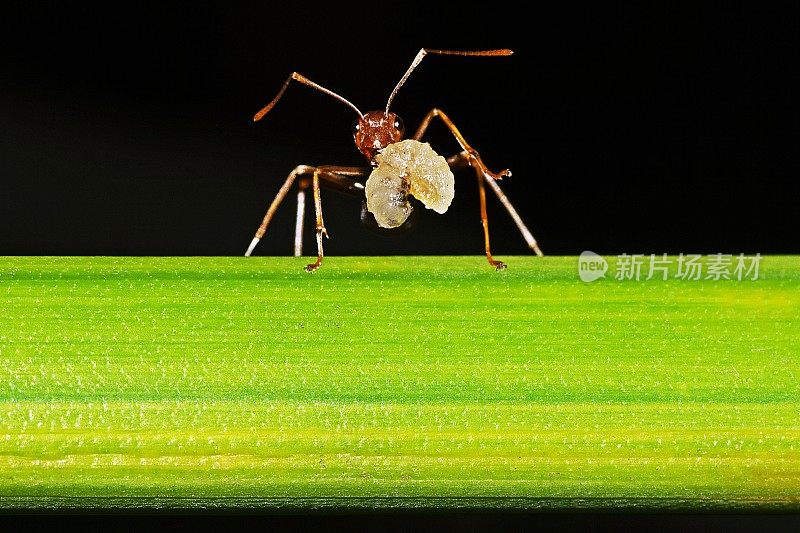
[365,139,455,228]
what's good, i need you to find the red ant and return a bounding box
[245,48,543,271]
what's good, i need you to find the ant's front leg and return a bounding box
[305,166,369,272]
[414,108,511,182]
[305,170,327,272]
[294,170,370,258]
[446,151,544,262]
[415,109,544,268]
[414,108,517,269]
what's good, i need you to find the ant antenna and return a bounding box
[385,48,513,114]
[254,72,364,121]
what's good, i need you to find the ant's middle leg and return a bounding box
[414,109,543,264]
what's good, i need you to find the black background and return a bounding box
[2,3,800,529]
[2,3,797,257]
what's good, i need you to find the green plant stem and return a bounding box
[0,256,798,510]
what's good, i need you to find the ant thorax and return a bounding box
[365,139,455,228]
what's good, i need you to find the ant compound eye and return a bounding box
[393,116,404,132]
[351,119,361,134]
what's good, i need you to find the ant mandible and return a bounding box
[244,48,543,272]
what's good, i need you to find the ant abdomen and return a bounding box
[364,139,455,229]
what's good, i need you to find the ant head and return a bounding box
[353,111,405,162]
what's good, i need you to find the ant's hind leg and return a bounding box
[246,165,315,257]
[480,167,544,257]
[294,179,310,257]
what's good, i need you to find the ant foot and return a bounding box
[495,168,512,180]
[490,259,507,271]
[466,149,510,181]
[482,166,510,181]
[305,259,322,272]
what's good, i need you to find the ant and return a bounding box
[244,48,543,272]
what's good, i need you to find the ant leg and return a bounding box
[245,166,368,262]
[305,169,327,272]
[415,109,544,262]
[445,151,506,269]
[447,152,543,257]
[294,178,310,257]
[482,167,543,257]
[246,165,314,256]
[414,108,510,182]
[305,166,368,272]
[476,170,507,270]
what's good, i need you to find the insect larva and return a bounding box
[365,139,455,229]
